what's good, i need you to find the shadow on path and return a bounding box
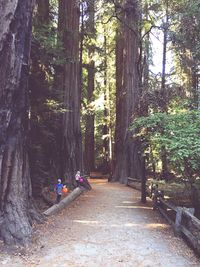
[0,179,199,267]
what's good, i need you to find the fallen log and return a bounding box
[43,187,83,216]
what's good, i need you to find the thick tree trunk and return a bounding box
[84,62,95,173]
[58,1,83,185]
[29,0,51,198]
[0,0,42,245]
[84,1,95,173]
[113,0,143,183]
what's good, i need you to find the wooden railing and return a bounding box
[127,177,142,191]
[126,177,200,255]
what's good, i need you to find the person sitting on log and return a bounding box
[75,171,92,190]
[75,171,81,187]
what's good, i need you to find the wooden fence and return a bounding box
[127,177,200,255]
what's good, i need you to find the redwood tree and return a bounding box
[58,0,83,184]
[113,0,145,184]
[84,1,95,173]
[29,0,51,197]
[0,0,43,245]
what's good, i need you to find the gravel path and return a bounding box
[0,179,199,267]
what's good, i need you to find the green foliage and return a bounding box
[170,0,200,97]
[80,0,116,167]
[133,1,200,184]
[131,110,200,181]
[33,25,65,68]
[46,99,68,114]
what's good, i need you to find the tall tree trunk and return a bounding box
[36,0,49,24]
[139,0,150,202]
[143,1,150,93]
[84,61,95,173]
[102,34,110,174]
[160,0,169,179]
[84,63,95,173]
[113,0,143,184]
[84,1,95,173]
[29,0,50,198]
[58,0,83,185]
[113,27,124,178]
[0,0,42,245]
[102,33,113,175]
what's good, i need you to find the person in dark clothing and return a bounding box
[55,179,63,203]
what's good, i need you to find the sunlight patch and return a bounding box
[73,220,99,225]
[115,205,152,210]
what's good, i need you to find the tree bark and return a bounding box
[84,1,95,173]
[102,34,110,174]
[160,0,169,179]
[29,0,51,198]
[113,0,143,183]
[84,62,95,173]
[58,0,83,185]
[36,0,49,24]
[0,0,43,245]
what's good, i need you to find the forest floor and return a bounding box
[0,179,200,267]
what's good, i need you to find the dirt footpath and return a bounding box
[0,179,199,267]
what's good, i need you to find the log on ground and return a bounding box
[43,187,83,216]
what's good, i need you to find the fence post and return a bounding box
[174,207,183,236]
[152,194,157,210]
